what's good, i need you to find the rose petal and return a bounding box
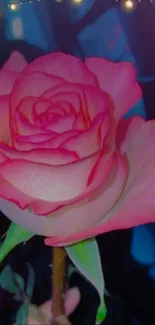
[73,110,86,130]
[61,113,110,158]
[87,150,114,191]
[46,112,75,133]
[0,153,98,202]
[0,197,61,235]
[14,132,53,144]
[2,51,27,73]
[13,132,78,151]
[0,143,79,165]
[44,105,65,118]
[13,111,51,136]
[41,130,79,149]
[107,117,155,230]
[28,152,115,215]
[42,87,82,115]
[81,84,110,121]
[86,58,142,121]
[26,52,98,86]
[0,71,19,95]
[0,179,61,215]
[13,133,54,151]
[13,128,79,150]
[0,179,32,210]
[42,83,109,124]
[0,96,11,144]
[34,101,64,123]
[51,101,73,114]
[10,71,66,116]
[0,153,8,164]
[36,151,115,214]
[17,97,38,123]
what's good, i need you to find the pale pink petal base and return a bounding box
[0,152,99,202]
[0,197,53,235]
[0,152,127,238]
[26,52,98,86]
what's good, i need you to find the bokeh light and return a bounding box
[121,0,136,12]
[9,4,20,11]
[73,0,83,4]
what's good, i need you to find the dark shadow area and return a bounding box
[139,80,155,119]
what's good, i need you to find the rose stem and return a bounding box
[51,246,71,325]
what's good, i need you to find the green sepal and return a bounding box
[96,297,107,324]
[0,222,34,262]
[66,238,107,323]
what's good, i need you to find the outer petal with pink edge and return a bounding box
[46,117,155,246]
[0,143,79,164]
[2,51,27,72]
[0,197,61,235]
[0,179,62,217]
[0,179,33,210]
[86,58,142,122]
[0,171,63,215]
[0,152,127,238]
[0,152,99,202]
[25,52,98,86]
[61,113,110,158]
[0,51,27,96]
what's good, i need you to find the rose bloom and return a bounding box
[0,51,154,246]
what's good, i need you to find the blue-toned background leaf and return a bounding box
[0,265,20,295]
[26,263,35,299]
[66,238,107,323]
[16,303,29,325]
[14,273,25,292]
[0,222,34,262]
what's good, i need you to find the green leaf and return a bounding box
[0,222,34,262]
[0,265,20,295]
[66,238,107,324]
[26,263,35,299]
[16,303,29,325]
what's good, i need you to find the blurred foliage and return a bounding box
[0,263,36,325]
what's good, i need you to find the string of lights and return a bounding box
[1,0,155,12]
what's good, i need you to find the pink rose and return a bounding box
[0,51,154,246]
